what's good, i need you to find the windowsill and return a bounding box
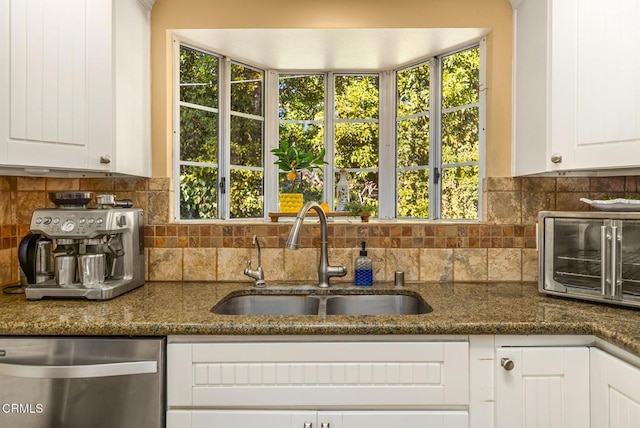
[172,217,484,225]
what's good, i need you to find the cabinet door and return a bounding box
[1,0,151,176]
[1,0,113,172]
[319,410,468,428]
[551,0,640,172]
[591,348,640,428]
[512,0,640,174]
[167,410,469,428]
[495,347,589,428]
[166,410,316,428]
[511,0,551,175]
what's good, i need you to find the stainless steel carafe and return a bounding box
[18,233,54,284]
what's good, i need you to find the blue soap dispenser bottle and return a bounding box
[354,241,373,286]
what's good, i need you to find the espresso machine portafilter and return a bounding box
[22,192,145,300]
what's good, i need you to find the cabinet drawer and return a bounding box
[168,341,469,407]
[167,409,470,428]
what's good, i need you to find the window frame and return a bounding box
[435,42,486,221]
[173,36,485,222]
[173,37,268,220]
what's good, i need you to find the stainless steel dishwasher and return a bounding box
[0,337,164,428]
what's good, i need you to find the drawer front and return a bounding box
[168,341,469,407]
[167,409,470,428]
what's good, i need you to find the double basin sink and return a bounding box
[212,288,432,316]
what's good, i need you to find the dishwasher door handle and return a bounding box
[0,360,157,379]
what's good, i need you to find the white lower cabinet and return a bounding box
[167,410,469,428]
[167,336,640,428]
[591,347,640,428]
[166,339,469,428]
[495,345,590,428]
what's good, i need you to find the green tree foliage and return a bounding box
[179,48,266,219]
[397,63,431,217]
[179,46,219,219]
[334,75,379,213]
[440,48,480,220]
[395,47,480,220]
[178,44,480,220]
[278,74,326,202]
[229,64,264,218]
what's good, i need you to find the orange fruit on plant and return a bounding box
[287,170,297,181]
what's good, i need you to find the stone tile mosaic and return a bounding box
[1,175,640,285]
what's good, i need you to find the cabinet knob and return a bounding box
[501,357,515,371]
[320,424,330,428]
[550,153,562,164]
[100,155,112,164]
[303,423,313,428]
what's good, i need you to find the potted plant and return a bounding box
[345,200,375,222]
[271,141,327,212]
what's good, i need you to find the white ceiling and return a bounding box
[173,28,489,71]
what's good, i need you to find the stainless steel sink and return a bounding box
[325,294,432,315]
[211,291,432,316]
[212,295,320,315]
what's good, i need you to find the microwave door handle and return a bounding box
[601,225,609,296]
[0,360,157,379]
[611,225,620,299]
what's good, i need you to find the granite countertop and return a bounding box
[1,281,640,356]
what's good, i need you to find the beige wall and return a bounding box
[150,0,513,178]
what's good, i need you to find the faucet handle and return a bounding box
[244,257,266,288]
[327,265,347,278]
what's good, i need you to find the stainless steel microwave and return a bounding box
[539,211,640,309]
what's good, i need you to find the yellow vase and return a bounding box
[279,193,303,212]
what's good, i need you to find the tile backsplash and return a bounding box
[1,175,637,286]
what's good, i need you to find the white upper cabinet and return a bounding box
[511,0,640,176]
[0,0,153,177]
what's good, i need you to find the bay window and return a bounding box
[175,39,483,221]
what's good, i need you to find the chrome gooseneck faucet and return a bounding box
[286,201,347,288]
[244,235,266,287]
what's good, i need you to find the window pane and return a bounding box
[279,171,324,202]
[397,170,429,218]
[180,106,218,163]
[397,116,429,167]
[442,107,479,164]
[179,165,217,219]
[335,75,379,119]
[230,169,263,218]
[277,74,325,202]
[231,63,263,116]
[334,122,379,169]
[180,46,218,107]
[279,74,324,121]
[442,48,479,109]
[397,63,430,117]
[441,165,479,220]
[230,116,262,167]
[344,171,379,215]
[278,123,324,155]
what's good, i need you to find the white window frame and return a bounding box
[393,40,485,220]
[173,37,486,221]
[434,41,485,221]
[173,37,267,220]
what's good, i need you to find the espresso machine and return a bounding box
[19,192,145,300]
